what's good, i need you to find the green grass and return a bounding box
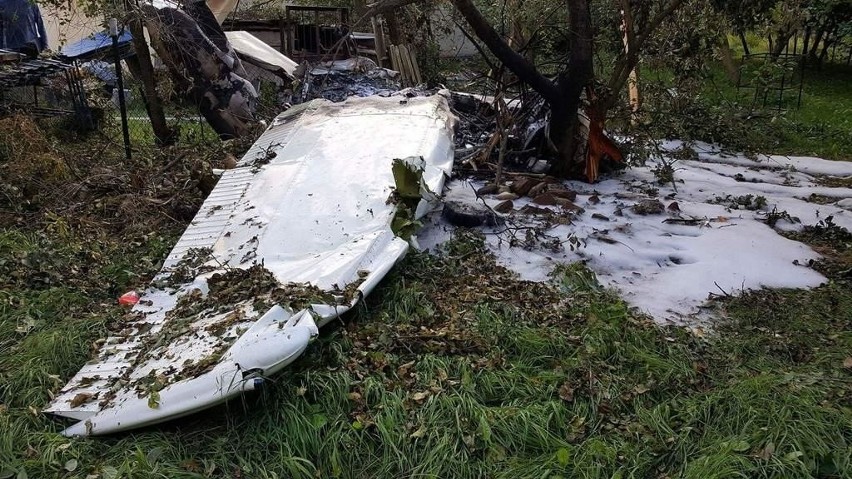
[705,61,852,161]
[638,50,852,161]
[1,230,849,478]
[117,115,219,148]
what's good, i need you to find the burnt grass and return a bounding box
[0,117,850,478]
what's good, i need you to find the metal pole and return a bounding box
[797,56,805,108]
[777,57,786,111]
[110,18,132,161]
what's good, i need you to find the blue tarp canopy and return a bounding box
[61,30,133,60]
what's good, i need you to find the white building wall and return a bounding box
[41,1,103,51]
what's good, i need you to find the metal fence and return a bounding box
[109,72,218,148]
[98,61,285,155]
[735,53,805,111]
[1,48,285,160]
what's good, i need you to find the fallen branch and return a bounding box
[714,281,731,297]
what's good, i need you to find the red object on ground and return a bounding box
[118,291,140,306]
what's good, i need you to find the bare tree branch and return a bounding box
[453,19,498,72]
[451,0,560,103]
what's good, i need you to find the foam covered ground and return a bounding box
[419,144,852,323]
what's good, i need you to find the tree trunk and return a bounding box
[817,26,838,66]
[549,0,593,178]
[770,29,795,60]
[802,25,811,57]
[604,0,684,112]
[809,26,826,61]
[548,104,578,176]
[817,38,832,67]
[621,7,640,122]
[126,14,175,146]
[717,33,739,83]
[738,30,750,56]
[385,9,402,45]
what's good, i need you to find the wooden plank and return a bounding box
[389,45,401,81]
[409,45,422,84]
[390,45,402,77]
[400,45,416,86]
[395,44,408,84]
[397,45,411,86]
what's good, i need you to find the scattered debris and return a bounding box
[295,57,401,103]
[493,200,513,213]
[420,142,852,323]
[631,199,664,215]
[118,291,140,306]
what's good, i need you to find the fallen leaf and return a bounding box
[486,445,507,462]
[147,447,163,464]
[296,386,307,396]
[843,357,852,369]
[147,389,160,409]
[409,426,427,438]
[70,393,94,408]
[556,447,571,466]
[347,392,362,401]
[181,459,202,473]
[758,442,775,460]
[558,383,574,402]
[411,391,430,401]
[396,360,415,377]
[478,416,491,442]
[15,317,36,334]
[63,459,78,472]
[24,446,38,459]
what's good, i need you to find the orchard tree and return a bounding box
[450,0,686,178]
[802,0,852,65]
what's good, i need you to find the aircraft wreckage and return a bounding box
[46,93,456,435]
